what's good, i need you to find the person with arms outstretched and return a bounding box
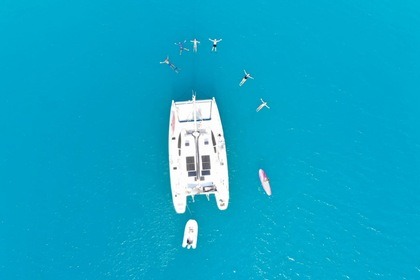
[160,56,180,73]
[256,98,270,112]
[175,40,189,55]
[239,70,253,86]
[190,38,200,52]
[209,38,222,52]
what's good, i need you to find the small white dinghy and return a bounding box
[182,219,198,249]
[259,169,272,196]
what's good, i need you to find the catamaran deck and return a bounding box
[168,96,229,214]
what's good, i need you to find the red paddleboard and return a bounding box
[259,169,272,196]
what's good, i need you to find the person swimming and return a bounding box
[160,56,180,73]
[175,40,189,55]
[256,98,270,112]
[190,38,200,52]
[239,70,254,86]
[209,38,222,52]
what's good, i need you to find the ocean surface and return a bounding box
[1,0,419,279]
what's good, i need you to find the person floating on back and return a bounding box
[160,56,180,73]
[175,40,189,55]
[239,70,253,86]
[256,98,270,112]
[209,38,222,52]
[190,38,200,53]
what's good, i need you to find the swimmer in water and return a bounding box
[175,40,189,55]
[190,38,200,53]
[239,70,253,86]
[256,98,270,112]
[209,38,222,52]
[159,56,180,73]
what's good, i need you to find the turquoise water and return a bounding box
[1,0,420,279]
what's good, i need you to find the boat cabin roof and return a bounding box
[176,99,213,122]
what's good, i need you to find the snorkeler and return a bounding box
[190,38,200,52]
[239,70,253,86]
[160,56,180,73]
[209,38,222,52]
[256,98,270,112]
[175,40,189,55]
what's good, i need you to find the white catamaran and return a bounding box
[168,93,229,214]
